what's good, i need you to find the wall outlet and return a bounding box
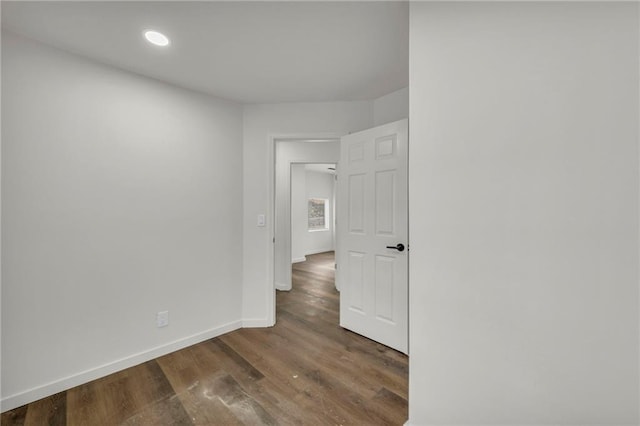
[156,311,169,328]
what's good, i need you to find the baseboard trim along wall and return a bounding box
[275,281,291,291]
[242,318,275,328]
[292,256,307,263]
[0,320,242,412]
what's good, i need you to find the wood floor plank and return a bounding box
[275,312,407,400]
[218,332,333,425]
[23,391,66,426]
[279,303,408,369]
[1,404,27,426]
[156,346,206,393]
[372,387,409,425]
[220,330,355,425]
[156,345,243,425]
[204,374,276,426]
[206,339,265,381]
[226,324,392,425]
[121,360,192,425]
[276,309,408,399]
[66,373,136,425]
[67,360,192,426]
[279,304,408,374]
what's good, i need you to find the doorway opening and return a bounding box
[285,162,338,326]
[290,162,337,286]
[266,123,409,423]
[272,138,339,297]
[269,119,408,353]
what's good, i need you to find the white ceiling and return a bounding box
[1,1,409,104]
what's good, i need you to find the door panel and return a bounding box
[337,119,408,354]
[375,170,396,236]
[374,254,395,322]
[348,174,366,234]
[347,251,366,313]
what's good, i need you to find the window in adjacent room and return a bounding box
[308,198,329,231]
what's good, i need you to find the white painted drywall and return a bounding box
[242,102,372,324]
[409,2,639,425]
[1,32,244,410]
[304,169,334,255]
[290,164,307,264]
[373,87,408,127]
[274,142,339,291]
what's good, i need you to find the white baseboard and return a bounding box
[291,256,306,263]
[275,281,291,291]
[0,320,242,412]
[242,318,275,328]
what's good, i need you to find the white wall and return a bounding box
[304,169,335,255]
[373,87,408,127]
[409,3,639,425]
[1,32,244,410]
[242,102,372,325]
[290,164,307,263]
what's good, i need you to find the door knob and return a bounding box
[386,243,405,252]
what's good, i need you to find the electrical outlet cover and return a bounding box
[156,311,169,328]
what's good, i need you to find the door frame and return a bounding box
[266,133,342,326]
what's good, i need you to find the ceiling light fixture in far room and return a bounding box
[144,30,170,47]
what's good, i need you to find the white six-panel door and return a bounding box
[337,119,408,354]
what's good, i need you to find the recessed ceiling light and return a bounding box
[144,30,170,47]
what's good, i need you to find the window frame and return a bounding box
[307,197,330,232]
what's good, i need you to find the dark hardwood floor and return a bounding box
[2,251,408,425]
